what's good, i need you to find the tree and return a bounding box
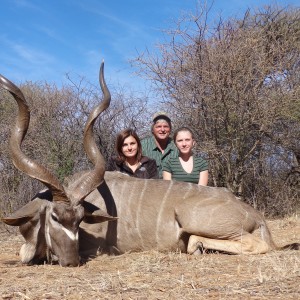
[133,4,300,215]
[0,77,152,215]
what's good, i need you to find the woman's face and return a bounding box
[175,130,195,155]
[122,135,138,159]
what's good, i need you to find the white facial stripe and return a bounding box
[45,224,52,249]
[52,212,59,219]
[61,226,78,241]
[49,214,78,241]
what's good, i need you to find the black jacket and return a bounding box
[107,156,158,179]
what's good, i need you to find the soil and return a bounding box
[0,217,299,300]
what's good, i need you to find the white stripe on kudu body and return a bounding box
[155,181,174,244]
[182,182,194,200]
[135,179,149,249]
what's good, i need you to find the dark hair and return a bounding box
[115,128,142,162]
[151,118,172,133]
[153,114,171,127]
[173,127,195,142]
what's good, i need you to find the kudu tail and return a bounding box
[260,220,300,251]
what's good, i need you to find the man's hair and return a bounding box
[152,112,171,128]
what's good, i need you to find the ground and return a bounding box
[0,217,299,300]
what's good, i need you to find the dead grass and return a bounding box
[0,217,299,300]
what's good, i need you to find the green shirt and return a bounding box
[141,136,179,178]
[163,156,208,184]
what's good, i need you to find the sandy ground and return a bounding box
[0,217,299,300]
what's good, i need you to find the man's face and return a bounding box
[152,121,171,142]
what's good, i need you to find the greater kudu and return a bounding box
[1,63,299,267]
[0,63,116,266]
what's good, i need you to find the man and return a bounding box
[141,112,178,178]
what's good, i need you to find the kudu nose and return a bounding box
[66,262,80,267]
[60,257,80,267]
[61,261,80,267]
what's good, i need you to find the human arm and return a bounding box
[162,171,172,180]
[162,159,173,180]
[198,170,208,186]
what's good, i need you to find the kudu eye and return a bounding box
[51,214,59,222]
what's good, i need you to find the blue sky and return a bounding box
[0,0,299,98]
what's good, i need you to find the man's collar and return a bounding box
[151,136,176,153]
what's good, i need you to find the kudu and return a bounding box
[0,63,116,266]
[1,64,299,267]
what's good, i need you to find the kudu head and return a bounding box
[0,62,116,266]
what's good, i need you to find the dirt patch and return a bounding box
[0,217,299,299]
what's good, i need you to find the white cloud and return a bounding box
[12,43,55,65]
[12,0,41,11]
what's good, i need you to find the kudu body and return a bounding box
[78,172,300,256]
[1,64,299,267]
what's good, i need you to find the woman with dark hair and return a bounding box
[107,128,158,179]
[162,127,208,185]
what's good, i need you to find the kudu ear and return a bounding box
[2,199,45,226]
[2,216,34,226]
[83,209,118,224]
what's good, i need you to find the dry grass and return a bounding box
[0,217,299,300]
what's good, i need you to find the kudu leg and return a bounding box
[187,234,270,255]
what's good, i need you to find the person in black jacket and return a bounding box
[107,128,158,179]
